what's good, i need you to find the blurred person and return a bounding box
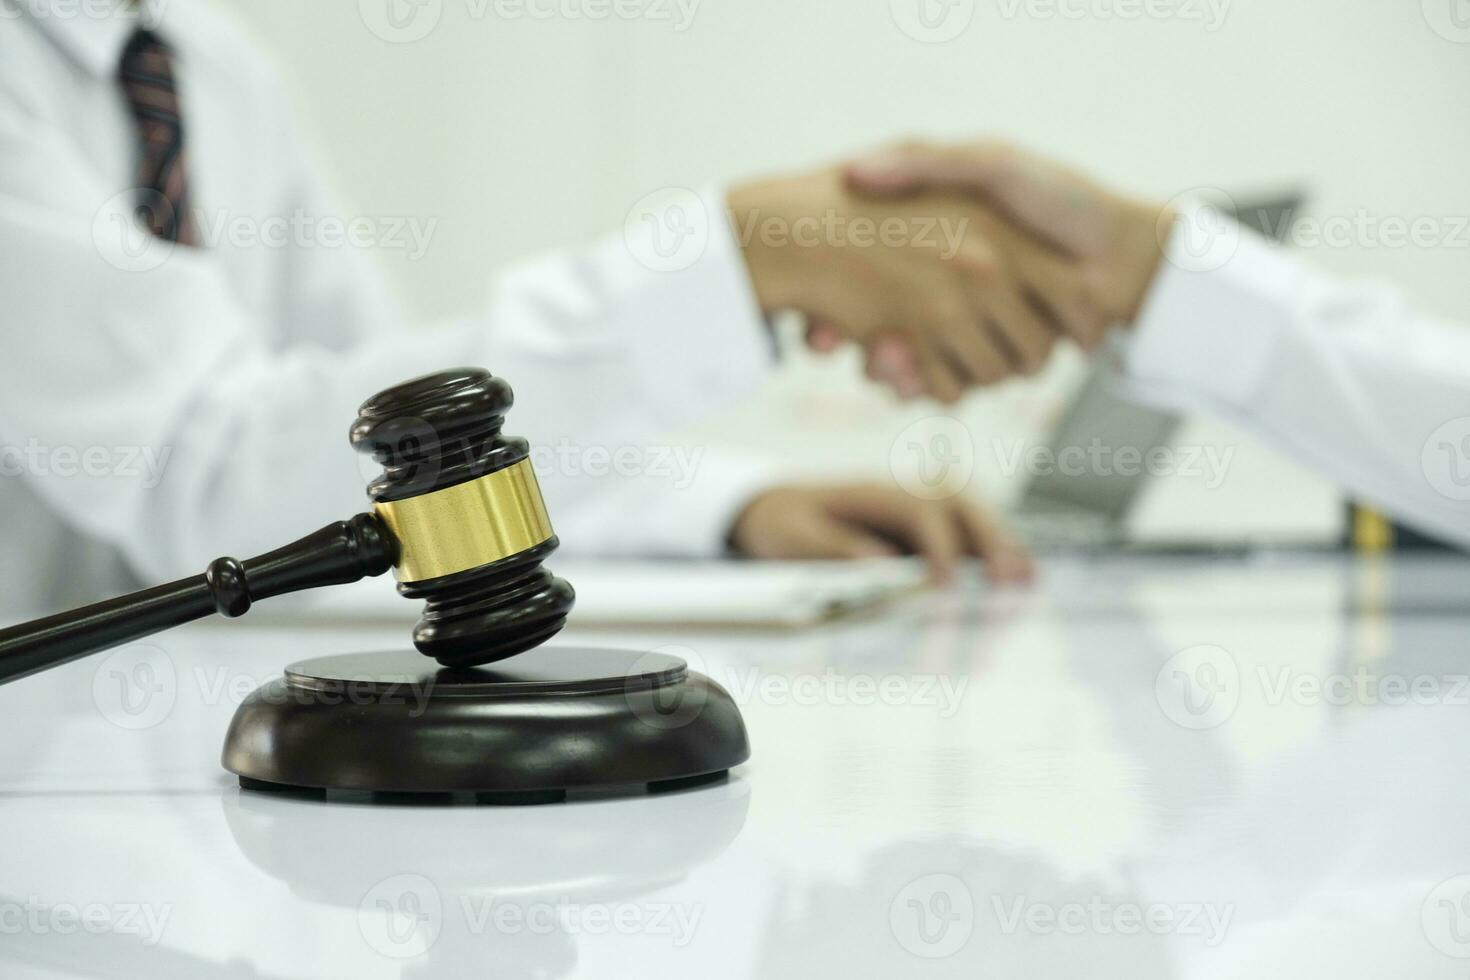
[0,3,1085,613]
[837,141,1470,550]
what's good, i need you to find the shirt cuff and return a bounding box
[551,447,779,559]
[1119,198,1305,412]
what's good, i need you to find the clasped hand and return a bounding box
[729,141,1169,402]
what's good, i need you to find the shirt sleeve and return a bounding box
[470,186,779,559]
[1117,199,1470,548]
[0,86,776,580]
[549,447,778,559]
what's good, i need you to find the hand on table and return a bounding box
[728,481,1034,585]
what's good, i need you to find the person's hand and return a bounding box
[727,167,1089,404]
[844,140,1171,340]
[728,481,1034,585]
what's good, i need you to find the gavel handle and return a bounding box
[0,513,395,685]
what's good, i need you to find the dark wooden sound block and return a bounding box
[221,647,749,803]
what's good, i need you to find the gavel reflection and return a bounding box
[0,368,575,684]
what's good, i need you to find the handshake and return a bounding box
[728,141,1173,402]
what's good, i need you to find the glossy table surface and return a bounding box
[4,553,1470,978]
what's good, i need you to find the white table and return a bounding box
[3,553,1470,978]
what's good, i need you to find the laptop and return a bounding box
[1009,192,1306,551]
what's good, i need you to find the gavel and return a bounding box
[0,367,576,684]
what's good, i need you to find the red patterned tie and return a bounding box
[117,29,199,245]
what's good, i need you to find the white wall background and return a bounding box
[214,0,1470,539]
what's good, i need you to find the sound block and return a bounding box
[221,647,749,803]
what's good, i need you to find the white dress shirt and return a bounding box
[0,1,775,613]
[1121,205,1470,549]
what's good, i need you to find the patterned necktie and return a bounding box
[117,28,198,245]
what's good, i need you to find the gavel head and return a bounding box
[349,367,575,669]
